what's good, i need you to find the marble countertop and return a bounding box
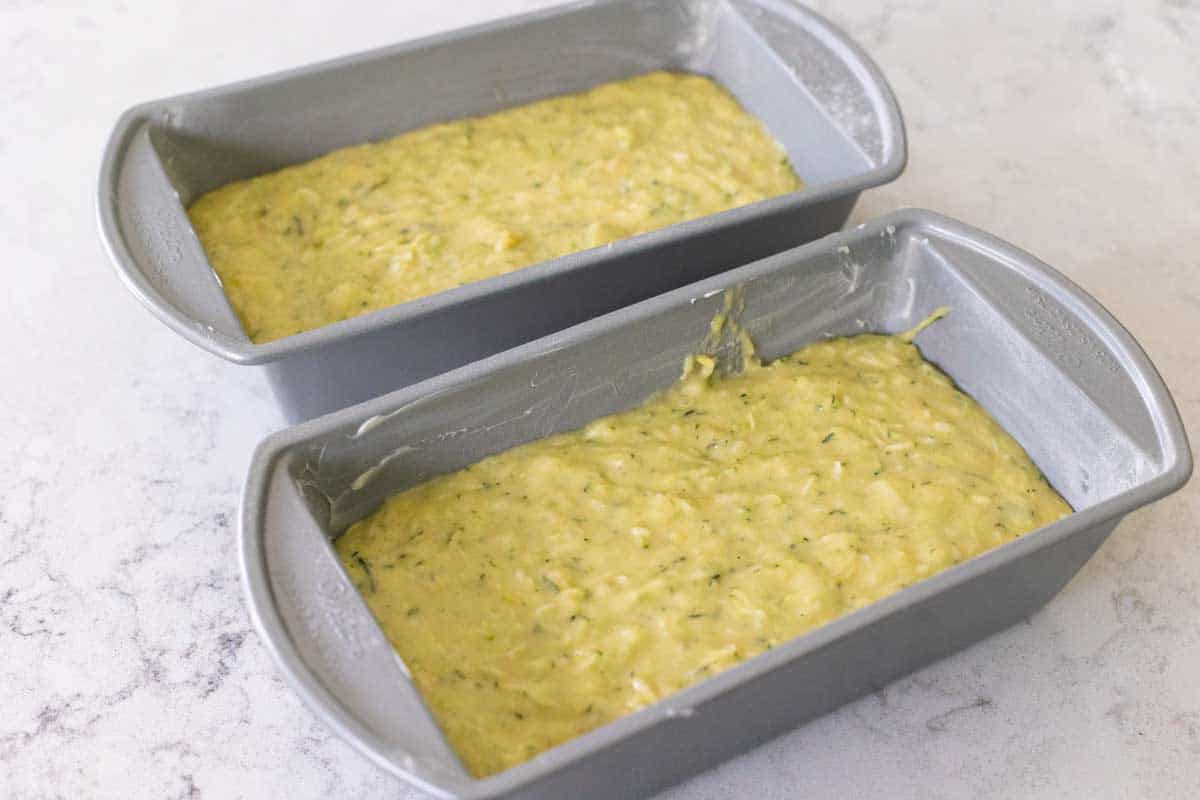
[3,0,1197,797]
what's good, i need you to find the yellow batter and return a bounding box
[335,328,1071,777]
[188,72,801,342]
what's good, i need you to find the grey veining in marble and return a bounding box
[1,1,1197,798]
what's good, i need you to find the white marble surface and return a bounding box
[2,0,1198,797]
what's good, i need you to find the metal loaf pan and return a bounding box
[239,209,1191,799]
[98,0,905,422]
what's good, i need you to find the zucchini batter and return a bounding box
[188,72,801,342]
[335,329,1071,777]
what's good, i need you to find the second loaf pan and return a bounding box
[240,209,1190,799]
[98,0,905,422]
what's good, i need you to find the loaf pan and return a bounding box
[98,0,905,422]
[239,209,1191,799]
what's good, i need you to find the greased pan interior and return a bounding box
[239,209,1191,800]
[99,0,906,421]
